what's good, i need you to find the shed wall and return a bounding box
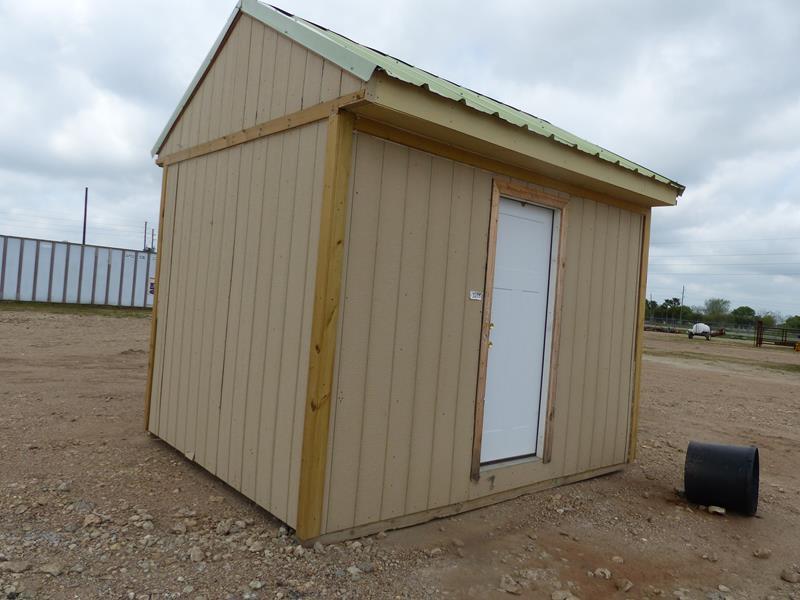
[149,120,328,527]
[159,14,363,157]
[322,132,643,534]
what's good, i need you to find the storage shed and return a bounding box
[145,0,684,542]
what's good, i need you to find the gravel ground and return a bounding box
[1,307,799,599]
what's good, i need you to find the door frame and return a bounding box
[470,180,569,480]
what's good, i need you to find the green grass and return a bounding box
[0,300,151,319]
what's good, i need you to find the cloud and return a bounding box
[0,0,798,315]
[48,79,152,169]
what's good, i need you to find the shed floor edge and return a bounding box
[144,430,299,531]
[306,463,626,545]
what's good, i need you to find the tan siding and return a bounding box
[428,163,474,508]
[202,149,239,474]
[148,166,180,433]
[183,154,216,457]
[325,134,384,531]
[449,170,493,502]
[163,159,197,447]
[592,208,621,466]
[242,18,265,129]
[340,71,364,95]
[404,156,453,515]
[195,150,232,469]
[159,15,364,157]
[576,202,608,472]
[240,137,281,500]
[219,140,258,487]
[149,121,327,527]
[323,133,643,534]
[285,42,307,114]
[378,150,432,520]
[354,141,407,526]
[301,53,324,109]
[320,61,344,102]
[618,215,643,463]
[562,199,594,474]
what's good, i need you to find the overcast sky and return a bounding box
[1,0,798,316]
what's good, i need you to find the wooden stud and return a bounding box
[471,180,569,478]
[158,92,365,167]
[353,117,649,216]
[541,202,569,464]
[144,165,170,431]
[470,182,500,480]
[627,209,650,462]
[296,111,355,539]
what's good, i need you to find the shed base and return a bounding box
[307,463,626,544]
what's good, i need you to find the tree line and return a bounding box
[646,297,800,329]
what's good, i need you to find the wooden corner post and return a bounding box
[297,111,355,539]
[627,209,651,462]
[144,164,169,431]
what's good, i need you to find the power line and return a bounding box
[652,236,800,245]
[2,214,152,231]
[650,252,800,258]
[651,262,800,266]
[649,272,800,276]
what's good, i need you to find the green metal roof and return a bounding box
[155,0,685,195]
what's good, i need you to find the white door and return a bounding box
[481,197,555,464]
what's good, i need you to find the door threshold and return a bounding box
[480,454,542,473]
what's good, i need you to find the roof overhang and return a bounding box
[354,72,680,208]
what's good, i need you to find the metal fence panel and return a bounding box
[51,243,67,302]
[2,237,21,300]
[0,234,156,308]
[34,241,52,302]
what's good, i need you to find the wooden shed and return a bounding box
[145,0,684,542]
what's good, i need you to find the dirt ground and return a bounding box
[1,307,799,600]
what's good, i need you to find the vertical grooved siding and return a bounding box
[322,133,643,534]
[149,120,327,527]
[159,15,364,157]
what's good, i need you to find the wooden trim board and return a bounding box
[471,180,568,478]
[541,194,569,464]
[296,111,355,540]
[627,209,651,462]
[313,463,625,545]
[157,91,365,166]
[353,116,650,216]
[143,164,169,430]
[470,182,501,480]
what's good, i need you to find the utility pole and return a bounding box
[82,187,88,245]
[679,285,685,325]
[144,221,148,250]
[151,228,155,251]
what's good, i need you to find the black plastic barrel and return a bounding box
[684,441,759,515]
